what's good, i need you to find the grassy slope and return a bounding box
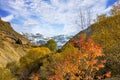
[0,19,31,67]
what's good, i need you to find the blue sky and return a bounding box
[0,0,117,37]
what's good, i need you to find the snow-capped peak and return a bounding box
[22,33,73,48]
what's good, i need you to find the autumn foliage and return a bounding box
[48,34,110,80]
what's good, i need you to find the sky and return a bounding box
[0,0,117,37]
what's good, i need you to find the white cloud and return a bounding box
[63,24,80,35]
[0,0,114,36]
[31,23,63,37]
[1,15,14,22]
[23,19,38,27]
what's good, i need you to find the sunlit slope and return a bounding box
[0,19,31,67]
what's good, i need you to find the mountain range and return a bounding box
[21,33,73,48]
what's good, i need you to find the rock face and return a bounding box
[0,19,31,67]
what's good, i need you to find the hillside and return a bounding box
[0,18,31,67]
[63,14,120,76]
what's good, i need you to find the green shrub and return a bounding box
[6,61,19,76]
[44,39,57,52]
[0,67,17,80]
[20,47,51,65]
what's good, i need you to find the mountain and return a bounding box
[63,14,120,76]
[22,33,73,48]
[0,18,31,67]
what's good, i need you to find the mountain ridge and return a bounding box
[0,18,32,67]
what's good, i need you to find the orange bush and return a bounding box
[33,74,39,80]
[48,35,110,80]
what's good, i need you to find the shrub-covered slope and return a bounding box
[63,14,120,76]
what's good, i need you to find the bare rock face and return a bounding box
[16,38,22,44]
